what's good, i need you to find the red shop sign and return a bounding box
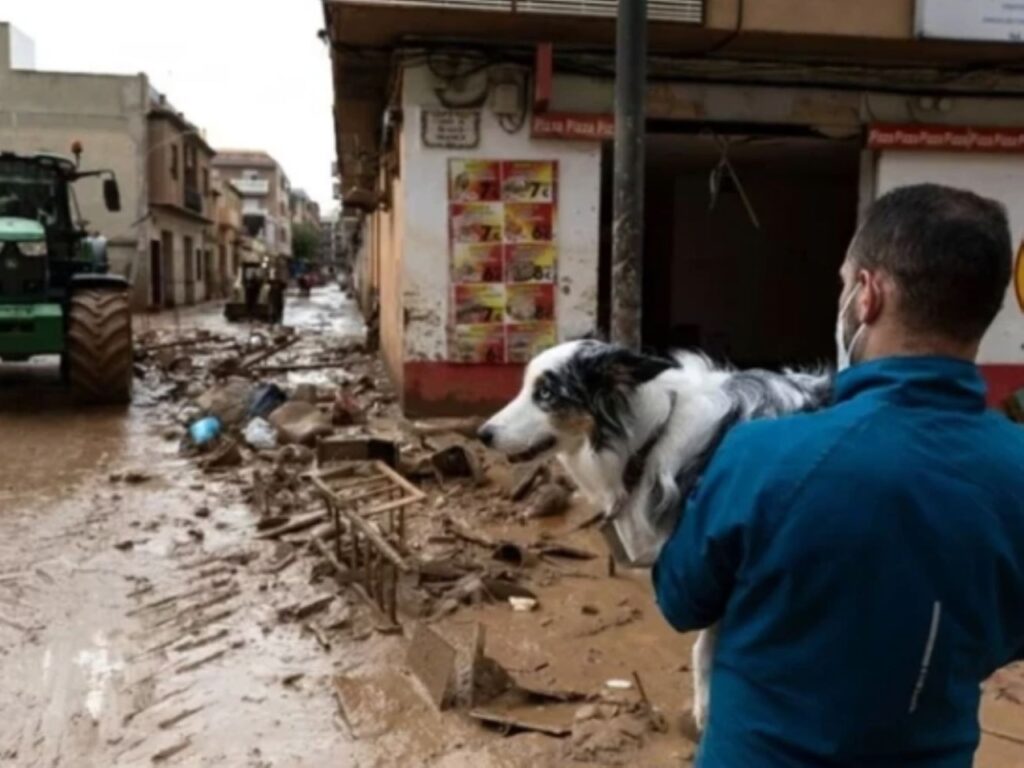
[531,112,615,142]
[868,123,1024,153]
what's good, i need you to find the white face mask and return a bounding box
[835,284,866,372]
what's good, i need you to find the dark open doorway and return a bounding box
[150,240,163,308]
[634,130,861,368]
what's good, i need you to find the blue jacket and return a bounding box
[653,357,1024,767]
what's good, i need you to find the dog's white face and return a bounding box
[479,339,677,462]
[479,340,591,458]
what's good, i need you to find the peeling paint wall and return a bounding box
[399,65,602,362]
[379,132,406,391]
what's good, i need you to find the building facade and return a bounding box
[146,97,217,308]
[212,151,293,260]
[325,0,1024,417]
[290,189,321,230]
[212,172,246,298]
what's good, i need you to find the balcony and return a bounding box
[336,0,702,22]
[184,187,204,215]
[234,178,271,196]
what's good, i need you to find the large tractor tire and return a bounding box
[67,288,133,405]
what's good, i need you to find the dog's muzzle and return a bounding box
[508,436,557,463]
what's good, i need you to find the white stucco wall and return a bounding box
[399,65,602,362]
[876,151,1024,364]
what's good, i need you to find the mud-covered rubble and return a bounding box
[130,319,699,766]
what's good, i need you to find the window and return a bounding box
[170,145,179,179]
[203,169,209,196]
[196,249,202,278]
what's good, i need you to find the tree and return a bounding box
[292,223,320,263]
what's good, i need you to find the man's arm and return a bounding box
[652,433,759,633]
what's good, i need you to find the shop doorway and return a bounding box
[631,130,862,368]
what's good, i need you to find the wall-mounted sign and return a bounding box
[868,124,1024,153]
[917,0,1024,43]
[447,159,559,364]
[531,112,615,142]
[421,110,480,149]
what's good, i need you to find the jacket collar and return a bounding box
[834,356,987,412]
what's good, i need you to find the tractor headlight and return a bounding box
[17,241,47,257]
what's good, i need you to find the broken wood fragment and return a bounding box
[525,483,571,519]
[158,705,204,730]
[151,736,192,763]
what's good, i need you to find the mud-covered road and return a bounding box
[0,291,366,767]
[0,287,1022,768]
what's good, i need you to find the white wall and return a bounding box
[400,65,602,361]
[876,151,1024,364]
[9,25,35,70]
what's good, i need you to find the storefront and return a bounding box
[326,0,1024,416]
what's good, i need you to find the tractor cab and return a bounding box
[0,149,132,404]
[0,151,121,304]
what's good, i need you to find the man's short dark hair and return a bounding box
[850,183,1012,342]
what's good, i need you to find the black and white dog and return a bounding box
[479,339,832,728]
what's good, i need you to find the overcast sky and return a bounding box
[5,0,336,212]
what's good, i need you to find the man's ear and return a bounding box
[860,270,887,325]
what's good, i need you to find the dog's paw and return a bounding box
[690,686,710,734]
[692,700,708,733]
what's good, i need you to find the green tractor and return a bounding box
[0,150,133,404]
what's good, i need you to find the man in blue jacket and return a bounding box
[653,183,1024,767]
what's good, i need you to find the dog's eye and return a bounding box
[534,377,555,404]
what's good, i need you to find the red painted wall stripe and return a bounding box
[403,361,524,418]
[979,364,1024,410]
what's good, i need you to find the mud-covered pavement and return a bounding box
[1,286,1023,768]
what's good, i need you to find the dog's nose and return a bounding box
[478,425,496,447]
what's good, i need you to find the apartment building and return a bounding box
[325,0,1024,417]
[212,151,292,260]
[212,172,247,299]
[290,189,321,230]
[146,96,217,307]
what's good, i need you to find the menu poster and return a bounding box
[447,159,559,363]
[451,324,506,365]
[505,244,556,283]
[507,322,558,364]
[453,243,503,284]
[449,160,501,203]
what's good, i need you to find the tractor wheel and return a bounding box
[67,288,133,405]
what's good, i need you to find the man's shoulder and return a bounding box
[706,401,879,504]
[718,403,863,467]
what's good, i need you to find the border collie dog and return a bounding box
[479,339,832,729]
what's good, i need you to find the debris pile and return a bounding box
[133,313,691,765]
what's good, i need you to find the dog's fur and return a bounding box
[480,339,832,729]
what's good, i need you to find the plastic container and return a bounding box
[189,416,222,447]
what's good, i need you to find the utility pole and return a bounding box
[611,0,647,350]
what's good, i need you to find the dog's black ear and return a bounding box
[606,348,674,387]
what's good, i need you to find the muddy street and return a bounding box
[0,287,1021,768]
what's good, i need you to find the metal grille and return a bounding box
[341,0,704,23]
[517,0,703,22]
